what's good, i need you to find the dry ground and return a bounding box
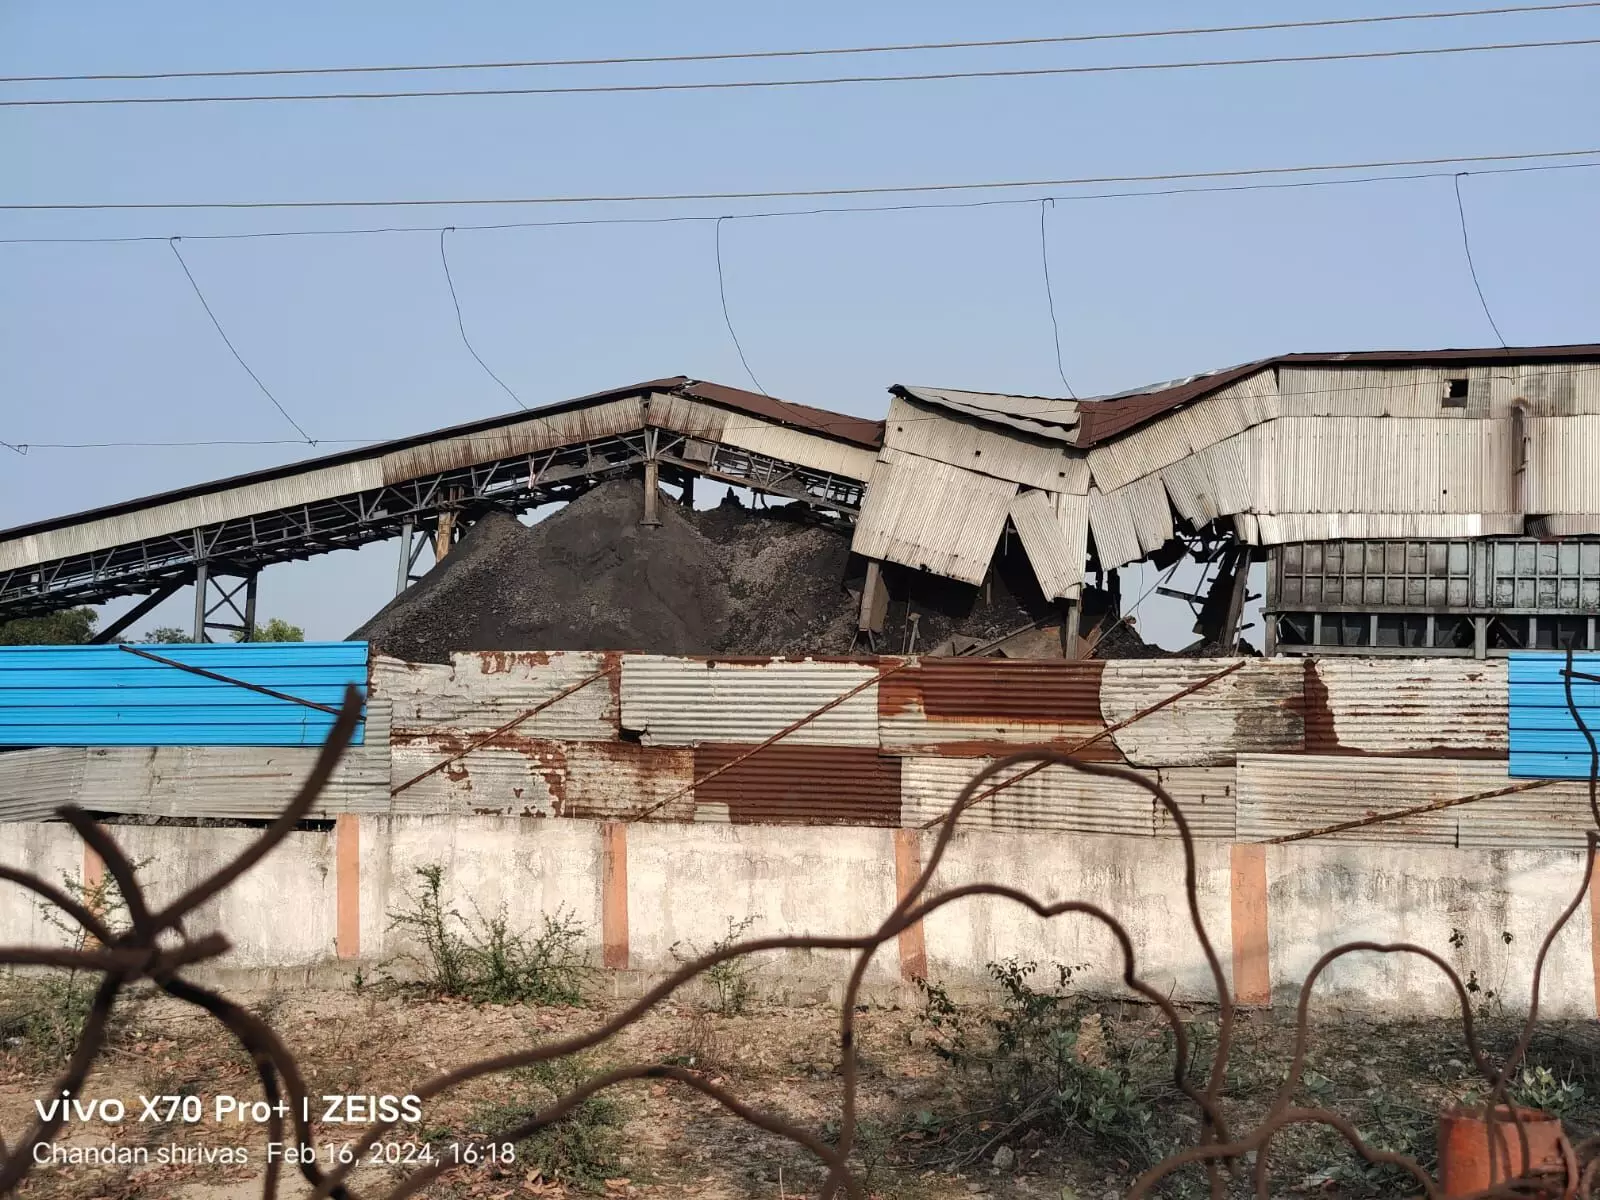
[3,983,1598,1200]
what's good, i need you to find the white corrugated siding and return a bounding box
[620,656,879,746]
[0,747,88,822]
[1153,766,1237,840]
[378,398,652,482]
[374,651,619,742]
[1100,660,1305,767]
[1086,486,1142,570]
[1251,513,1525,542]
[883,396,1090,492]
[1238,754,1599,847]
[1524,415,1600,514]
[715,412,879,482]
[1008,489,1084,601]
[1176,370,1281,449]
[0,459,386,573]
[1309,659,1508,755]
[901,756,1156,835]
[850,448,1017,584]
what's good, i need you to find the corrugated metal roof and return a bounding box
[0,642,369,747]
[1507,652,1600,779]
[891,385,1079,444]
[374,650,619,742]
[1306,659,1508,757]
[620,656,880,747]
[1086,485,1143,570]
[850,448,1017,585]
[389,737,694,819]
[713,410,880,482]
[883,395,1090,492]
[0,747,87,822]
[692,743,900,826]
[1075,346,1600,447]
[1236,754,1468,844]
[878,658,1117,757]
[900,755,1154,835]
[1007,489,1085,601]
[1099,660,1305,767]
[680,380,885,450]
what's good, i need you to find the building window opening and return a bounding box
[1443,378,1470,408]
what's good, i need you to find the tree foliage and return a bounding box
[0,608,97,646]
[236,617,304,643]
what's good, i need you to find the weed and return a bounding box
[0,862,143,1065]
[1508,1064,1587,1120]
[386,862,592,1005]
[468,1054,624,1190]
[913,959,1170,1171]
[670,914,761,1016]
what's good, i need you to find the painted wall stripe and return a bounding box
[893,828,927,982]
[335,814,360,959]
[602,821,630,970]
[1230,843,1271,1006]
[1590,857,1600,1020]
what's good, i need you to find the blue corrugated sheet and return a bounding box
[1508,652,1600,779]
[0,642,367,747]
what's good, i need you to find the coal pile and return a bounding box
[353,481,859,663]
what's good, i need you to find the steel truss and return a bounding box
[0,428,866,620]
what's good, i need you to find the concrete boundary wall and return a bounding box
[2,817,1596,1018]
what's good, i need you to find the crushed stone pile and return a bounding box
[353,481,859,663]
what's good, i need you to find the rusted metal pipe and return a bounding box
[1264,777,1559,845]
[631,658,915,820]
[390,662,619,797]
[116,643,342,715]
[922,659,1247,829]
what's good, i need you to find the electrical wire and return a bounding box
[1453,174,1510,348]
[1038,199,1076,399]
[438,227,528,410]
[7,37,1598,107]
[3,156,1598,244]
[714,217,768,397]
[6,147,1599,213]
[166,238,315,443]
[8,3,1597,83]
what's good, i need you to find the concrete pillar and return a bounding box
[192,560,209,643]
[859,560,889,634]
[642,460,661,527]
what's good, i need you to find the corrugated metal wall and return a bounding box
[1508,651,1600,779]
[0,642,369,747]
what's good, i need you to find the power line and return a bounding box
[438,227,528,410]
[7,37,1596,107]
[3,156,1598,246]
[8,3,1596,84]
[1038,199,1076,399]
[714,217,768,397]
[1452,174,1510,348]
[6,147,1598,212]
[166,238,315,443]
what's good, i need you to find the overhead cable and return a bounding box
[5,147,1597,212]
[1452,174,1510,348]
[7,3,1596,83]
[6,37,1597,107]
[166,238,315,443]
[714,217,769,398]
[1037,199,1076,398]
[438,227,528,409]
[2,156,1597,245]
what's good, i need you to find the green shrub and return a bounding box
[669,914,761,1016]
[469,1056,624,1190]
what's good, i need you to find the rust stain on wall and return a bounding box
[691,743,901,826]
[473,650,552,674]
[1300,659,1341,753]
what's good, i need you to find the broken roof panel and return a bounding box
[1007,489,1086,601]
[891,385,1079,444]
[883,394,1090,493]
[851,448,1018,585]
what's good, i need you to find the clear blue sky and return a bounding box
[3,2,1597,646]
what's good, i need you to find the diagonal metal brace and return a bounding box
[116,644,342,715]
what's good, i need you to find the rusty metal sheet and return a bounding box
[900,755,1153,835]
[1457,783,1600,849]
[1305,659,1508,757]
[680,379,885,450]
[1100,660,1305,767]
[1236,754,1486,844]
[390,736,694,819]
[878,658,1117,757]
[0,747,88,822]
[1153,766,1237,840]
[375,650,619,742]
[621,656,879,747]
[691,743,900,826]
[851,448,1017,585]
